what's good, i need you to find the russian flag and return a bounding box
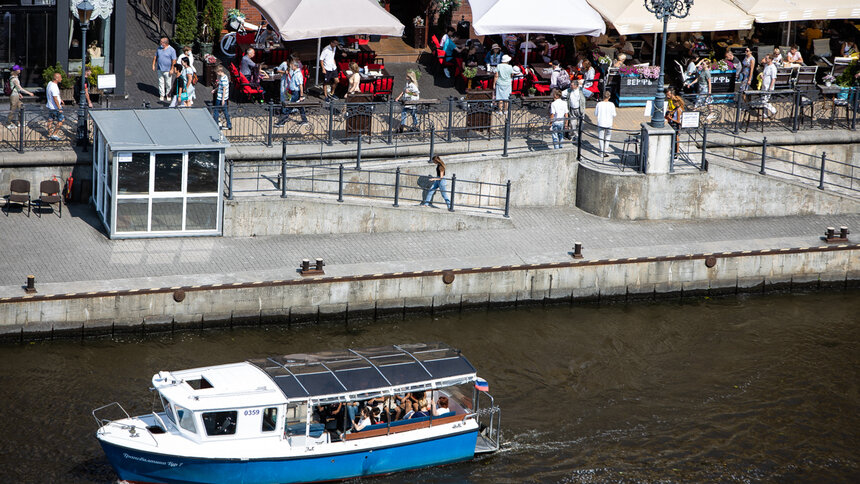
[474,378,489,392]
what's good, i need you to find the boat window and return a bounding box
[262,407,278,432]
[185,377,213,390]
[176,405,197,434]
[160,396,176,424]
[203,410,237,436]
[285,402,308,436]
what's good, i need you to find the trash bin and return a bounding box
[346,93,374,137]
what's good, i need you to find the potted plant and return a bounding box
[822,74,836,87]
[528,86,537,97]
[174,0,198,49]
[834,60,858,99]
[86,64,105,100]
[42,63,75,102]
[199,0,223,56]
[412,15,426,49]
[463,66,477,89]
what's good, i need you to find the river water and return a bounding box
[1,290,858,483]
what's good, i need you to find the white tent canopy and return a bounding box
[248,0,404,41]
[586,0,754,36]
[730,0,860,23]
[468,0,606,37]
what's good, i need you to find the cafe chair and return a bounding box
[4,179,31,217]
[774,67,794,89]
[237,72,265,103]
[812,39,832,64]
[795,66,817,86]
[550,45,566,64]
[37,179,62,218]
[510,76,526,97]
[832,90,856,127]
[526,67,551,96]
[373,75,394,101]
[796,86,819,127]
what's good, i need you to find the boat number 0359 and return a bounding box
[244,409,260,416]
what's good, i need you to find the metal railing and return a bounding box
[683,125,859,194]
[224,140,512,217]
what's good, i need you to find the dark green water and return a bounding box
[1,290,858,483]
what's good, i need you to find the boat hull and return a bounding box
[99,429,479,484]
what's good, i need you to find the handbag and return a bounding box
[180,92,189,101]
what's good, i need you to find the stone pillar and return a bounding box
[641,122,675,174]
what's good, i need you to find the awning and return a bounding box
[249,343,477,402]
[468,0,606,37]
[587,0,754,35]
[730,0,860,23]
[248,0,404,41]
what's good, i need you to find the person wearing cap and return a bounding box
[485,43,503,68]
[320,38,340,101]
[494,54,513,111]
[5,66,35,130]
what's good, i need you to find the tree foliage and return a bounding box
[201,0,224,43]
[174,0,198,47]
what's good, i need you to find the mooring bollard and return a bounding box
[25,275,36,294]
[301,259,310,272]
[840,226,850,239]
[315,258,324,271]
[572,242,583,259]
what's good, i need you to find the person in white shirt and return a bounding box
[177,45,194,70]
[567,79,586,142]
[771,48,782,66]
[549,89,568,149]
[760,55,777,114]
[594,91,617,158]
[786,45,803,65]
[432,396,452,416]
[319,38,339,101]
[45,72,64,140]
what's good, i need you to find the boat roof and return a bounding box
[248,343,477,403]
[153,344,477,410]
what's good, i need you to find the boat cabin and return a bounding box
[149,343,489,447]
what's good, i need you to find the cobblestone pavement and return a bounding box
[1,202,857,292]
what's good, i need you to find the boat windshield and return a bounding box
[160,394,176,425]
[176,405,197,434]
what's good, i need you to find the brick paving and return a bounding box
[1,201,857,294]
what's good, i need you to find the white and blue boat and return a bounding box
[93,343,501,484]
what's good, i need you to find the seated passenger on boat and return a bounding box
[434,396,451,416]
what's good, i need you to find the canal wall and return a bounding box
[575,159,860,220]
[1,244,857,340]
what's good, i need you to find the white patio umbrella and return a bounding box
[587,0,754,36]
[468,0,606,67]
[730,0,860,23]
[248,0,405,84]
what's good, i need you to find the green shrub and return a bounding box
[41,63,75,89]
[174,0,198,47]
[86,64,105,87]
[201,0,224,43]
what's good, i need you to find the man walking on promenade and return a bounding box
[549,89,568,149]
[152,37,176,101]
[594,91,617,158]
[567,79,586,143]
[45,72,64,141]
[211,65,232,130]
[760,55,778,115]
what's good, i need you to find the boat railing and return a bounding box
[92,402,160,447]
[475,391,501,452]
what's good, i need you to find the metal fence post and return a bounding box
[733,91,741,134]
[18,107,25,153]
[448,174,456,212]
[446,96,454,142]
[355,134,362,170]
[852,87,858,130]
[387,99,394,144]
[393,167,400,207]
[338,164,344,202]
[227,160,234,200]
[502,106,510,157]
[266,101,274,147]
[576,115,582,161]
[791,89,799,133]
[327,101,335,145]
[429,125,435,162]
[669,131,676,173]
[280,152,287,198]
[700,124,708,171]
[759,137,767,174]
[818,152,826,190]
[503,180,511,218]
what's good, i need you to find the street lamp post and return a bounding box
[644,0,693,128]
[76,0,94,144]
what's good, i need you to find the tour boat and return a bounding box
[93,343,501,484]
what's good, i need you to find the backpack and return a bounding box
[556,69,571,90]
[3,76,11,96]
[191,71,199,85]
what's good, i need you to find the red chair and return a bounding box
[374,75,394,100]
[430,35,441,51]
[527,67,552,95]
[356,50,376,66]
[237,72,265,102]
[550,45,566,63]
[510,76,526,96]
[228,63,240,77]
[346,35,369,46]
[358,78,375,94]
[477,76,495,90]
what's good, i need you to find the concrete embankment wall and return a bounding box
[575,160,860,220]
[2,245,857,340]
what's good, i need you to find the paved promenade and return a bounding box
[1,202,857,297]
